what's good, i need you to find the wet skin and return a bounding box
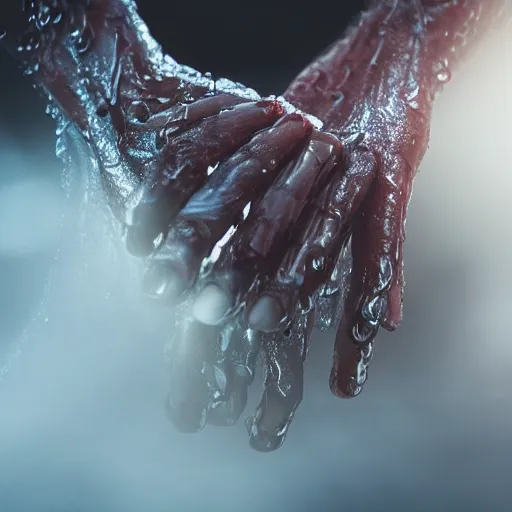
[1,0,507,450]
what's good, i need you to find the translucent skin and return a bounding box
[1,0,506,451]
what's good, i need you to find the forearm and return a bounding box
[284,0,507,126]
[424,0,508,73]
[1,1,213,210]
[281,0,507,192]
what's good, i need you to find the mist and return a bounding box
[0,14,511,512]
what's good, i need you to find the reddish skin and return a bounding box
[1,0,506,449]
[286,0,506,397]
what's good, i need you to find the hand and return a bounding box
[2,0,501,451]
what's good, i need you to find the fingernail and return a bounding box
[247,296,284,332]
[192,285,232,325]
[125,227,157,257]
[143,264,185,300]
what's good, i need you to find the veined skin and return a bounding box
[0,0,507,451]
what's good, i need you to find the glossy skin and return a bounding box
[0,0,506,451]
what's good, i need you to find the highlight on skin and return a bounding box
[0,0,507,451]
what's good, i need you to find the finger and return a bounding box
[247,148,376,332]
[191,129,342,326]
[122,93,247,171]
[126,93,246,132]
[381,162,411,331]
[164,300,219,433]
[143,113,311,302]
[206,316,261,427]
[315,239,352,332]
[328,231,381,398]
[125,99,285,256]
[246,307,314,452]
[350,154,411,344]
[329,156,408,396]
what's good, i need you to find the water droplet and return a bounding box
[437,69,452,83]
[207,163,219,176]
[37,5,51,28]
[23,62,39,75]
[312,256,325,272]
[242,202,251,220]
[351,320,376,345]
[354,342,374,386]
[377,256,393,291]
[361,295,385,325]
[53,12,63,25]
[433,59,452,84]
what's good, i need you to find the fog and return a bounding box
[0,20,511,512]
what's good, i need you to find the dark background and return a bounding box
[0,2,511,512]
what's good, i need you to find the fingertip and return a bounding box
[143,263,186,301]
[192,284,232,325]
[329,366,363,399]
[247,296,284,332]
[125,226,158,257]
[330,324,375,399]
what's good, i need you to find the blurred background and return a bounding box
[0,1,511,511]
